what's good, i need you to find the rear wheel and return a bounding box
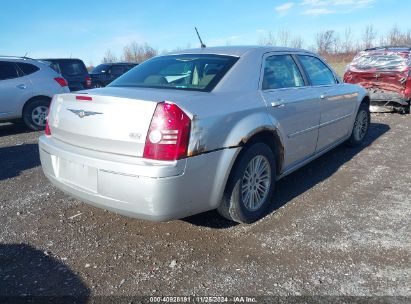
[93,82,104,88]
[347,102,370,147]
[218,143,276,224]
[22,98,50,131]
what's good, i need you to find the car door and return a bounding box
[297,55,357,152]
[0,61,32,119]
[260,53,322,169]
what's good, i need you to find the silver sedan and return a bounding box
[39,46,370,223]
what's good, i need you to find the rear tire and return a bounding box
[93,82,104,88]
[22,98,50,131]
[218,143,276,224]
[347,102,370,147]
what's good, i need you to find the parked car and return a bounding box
[39,46,370,223]
[344,47,411,113]
[90,62,138,88]
[41,58,92,92]
[0,56,69,130]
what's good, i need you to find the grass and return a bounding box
[329,61,350,78]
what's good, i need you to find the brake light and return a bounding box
[54,77,68,87]
[76,95,92,101]
[143,102,191,161]
[45,100,53,136]
[85,76,92,88]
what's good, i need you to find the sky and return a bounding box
[0,0,409,66]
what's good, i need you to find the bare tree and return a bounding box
[385,26,411,46]
[122,42,158,63]
[290,36,304,49]
[342,28,354,53]
[277,28,290,46]
[102,50,117,63]
[258,31,276,46]
[362,25,377,49]
[316,30,337,54]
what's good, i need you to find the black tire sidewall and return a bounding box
[349,103,370,146]
[22,98,50,131]
[227,143,276,223]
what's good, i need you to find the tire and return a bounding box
[22,98,50,131]
[404,103,410,115]
[347,102,371,147]
[93,82,103,88]
[218,143,276,224]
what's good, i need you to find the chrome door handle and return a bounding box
[271,101,285,108]
[17,84,27,89]
[320,94,327,99]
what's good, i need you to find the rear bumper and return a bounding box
[367,89,410,106]
[39,136,238,221]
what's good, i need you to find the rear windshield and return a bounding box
[108,54,239,92]
[91,64,110,74]
[45,59,88,76]
[349,51,411,72]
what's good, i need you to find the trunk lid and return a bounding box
[48,87,198,157]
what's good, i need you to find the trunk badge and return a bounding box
[68,109,103,118]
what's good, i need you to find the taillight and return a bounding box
[45,100,53,136]
[54,77,68,87]
[76,95,92,101]
[85,76,92,88]
[143,102,191,161]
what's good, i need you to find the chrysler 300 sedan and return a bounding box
[39,46,370,223]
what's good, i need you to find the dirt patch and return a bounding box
[0,114,409,299]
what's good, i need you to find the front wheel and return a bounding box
[347,103,370,147]
[218,143,276,224]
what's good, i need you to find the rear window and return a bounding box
[17,62,39,75]
[46,60,88,76]
[109,54,239,92]
[91,64,110,74]
[349,51,411,72]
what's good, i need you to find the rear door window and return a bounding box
[262,55,305,90]
[298,55,336,86]
[0,61,19,80]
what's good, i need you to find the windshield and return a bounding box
[108,54,239,92]
[92,64,110,74]
[350,51,410,72]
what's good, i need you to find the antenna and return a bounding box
[195,27,206,48]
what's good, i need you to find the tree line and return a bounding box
[100,25,411,65]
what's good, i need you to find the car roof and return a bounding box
[103,62,138,65]
[364,46,411,52]
[40,58,84,62]
[165,45,313,57]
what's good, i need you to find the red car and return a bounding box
[344,47,411,113]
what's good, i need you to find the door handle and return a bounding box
[320,94,327,99]
[17,84,27,89]
[271,100,285,108]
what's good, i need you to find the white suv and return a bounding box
[0,56,70,130]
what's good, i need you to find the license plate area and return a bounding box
[58,158,97,192]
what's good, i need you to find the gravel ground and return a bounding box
[0,114,410,302]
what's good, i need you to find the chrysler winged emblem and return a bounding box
[68,109,103,118]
